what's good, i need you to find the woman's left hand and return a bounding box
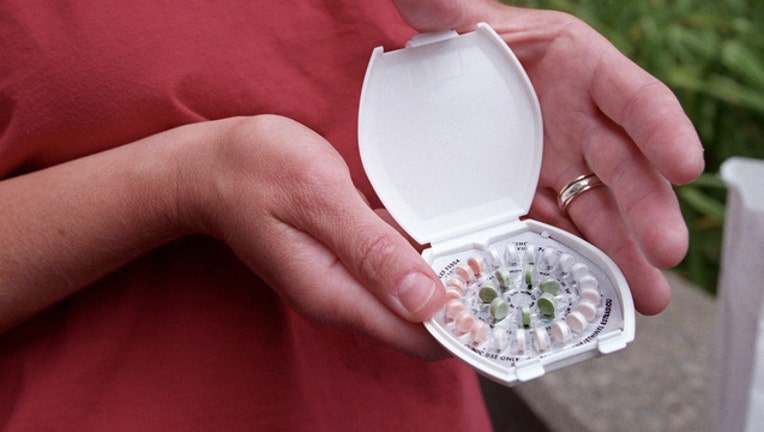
[392,0,704,314]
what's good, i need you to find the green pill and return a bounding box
[521,305,532,328]
[525,265,534,289]
[490,297,509,320]
[479,285,500,304]
[494,270,511,290]
[540,277,560,295]
[538,292,557,318]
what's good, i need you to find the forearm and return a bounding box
[0,123,207,332]
[0,113,454,356]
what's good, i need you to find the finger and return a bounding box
[581,117,689,268]
[528,186,582,237]
[563,184,672,315]
[391,0,499,32]
[249,220,448,359]
[591,49,704,184]
[281,169,446,323]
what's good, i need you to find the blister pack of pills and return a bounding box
[358,23,634,385]
[423,221,632,384]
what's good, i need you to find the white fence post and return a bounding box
[716,157,764,432]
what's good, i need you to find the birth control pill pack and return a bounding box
[358,23,634,386]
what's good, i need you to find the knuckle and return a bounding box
[355,230,402,290]
[544,10,590,40]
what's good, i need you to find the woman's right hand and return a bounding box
[182,115,448,358]
[0,115,447,358]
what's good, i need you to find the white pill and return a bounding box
[578,274,599,291]
[534,327,550,352]
[505,245,520,265]
[580,287,601,304]
[571,263,590,281]
[485,247,501,269]
[492,327,509,352]
[470,321,489,344]
[543,247,559,269]
[559,253,575,273]
[577,301,598,322]
[565,311,588,334]
[552,321,572,344]
[515,330,527,355]
[525,244,536,264]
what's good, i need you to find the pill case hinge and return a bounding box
[597,332,628,354]
[405,30,460,48]
[427,220,522,255]
[515,359,545,382]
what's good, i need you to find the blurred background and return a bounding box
[507,0,764,296]
[485,2,764,431]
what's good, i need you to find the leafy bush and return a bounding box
[508,0,764,294]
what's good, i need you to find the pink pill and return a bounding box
[467,256,485,277]
[445,288,462,302]
[454,264,474,282]
[455,311,475,334]
[445,299,465,320]
[470,321,488,344]
[446,277,465,293]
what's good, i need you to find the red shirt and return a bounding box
[0,1,491,430]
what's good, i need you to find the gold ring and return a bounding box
[557,174,605,213]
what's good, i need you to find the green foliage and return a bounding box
[506,0,764,294]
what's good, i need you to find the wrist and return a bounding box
[163,120,227,240]
[171,116,268,241]
[0,123,222,330]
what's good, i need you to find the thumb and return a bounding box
[324,198,446,321]
[284,175,445,322]
[391,0,502,32]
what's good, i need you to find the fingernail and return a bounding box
[397,272,437,315]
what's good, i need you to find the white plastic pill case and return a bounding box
[358,23,635,386]
[422,220,633,385]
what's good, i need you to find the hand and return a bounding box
[392,0,705,314]
[0,114,446,354]
[188,115,446,358]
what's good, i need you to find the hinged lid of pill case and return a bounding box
[358,23,543,245]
